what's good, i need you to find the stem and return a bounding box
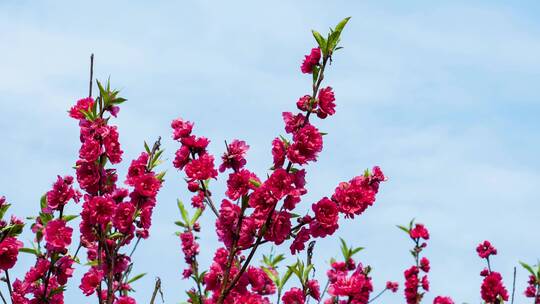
[89,54,94,98]
[128,237,142,258]
[217,50,332,304]
[218,206,277,303]
[0,289,7,304]
[4,271,12,300]
[149,278,162,304]
[217,205,245,301]
[317,280,330,304]
[199,180,219,217]
[73,242,83,260]
[511,266,516,304]
[367,288,387,303]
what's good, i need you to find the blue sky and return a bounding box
[1,1,539,303]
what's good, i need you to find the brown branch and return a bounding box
[89,54,94,98]
[149,277,163,304]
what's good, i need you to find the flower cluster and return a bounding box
[523,266,540,304]
[0,196,24,272]
[69,81,165,304]
[402,222,430,304]
[476,241,508,304]
[9,175,79,304]
[171,17,389,304]
[326,259,373,303]
[399,221,453,304]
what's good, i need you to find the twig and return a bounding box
[367,288,387,303]
[511,266,516,304]
[218,205,277,303]
[89,54,94,97]
[317,280,330,304]
[4,270,12,299]
[129,237,142,258]
[149,277,163,304]
[0,289,7,304]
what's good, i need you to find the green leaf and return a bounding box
[334,17,351,35]
[127,273,147,284]
[177,199,190,224]
[190,208,203,226]
[520,261,536,277]
[109,232,124,239]
[62,214,79,222]
[262,267,278,282]
[249,178,261,188]
[19,248,38,255]
[174,221,186,228]
[40,194,47,210]
[144,141,151,154]
[351,246,364,256]
[156,171,166,182]
[339,238,349,260]
[397,225,410,234]
[0,204,10,220]
[281,267,294,289]
[312,66,320,83]
[312,30,327,54]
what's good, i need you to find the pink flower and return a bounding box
[104,125,123,164]
[420,257,430,272]
[404,266,420,304]
[115,296,136,304]
[113,202,136,234]
[421,275,430,291]
[134,173,161,197]
[332,167,385,218]
[216,199,241,248]
[290,227,310,255]
[173,145,191,170]
[264,211,292,245]
[410,224,430,240]
[282,112,306,134]
[181,136,210,153]
[75,160,100,194]
[55,256,75,285]
[0,237,23,270]
[185,153,218,180]
[69,97,94,120]
[287,124,323,165]
[80,268,103,296]
[317,86,336,118]
[300,47,321,74]
[433,296,454,304]
[296,95,312,112]
[126,152,149,186]
[282,287,305,304]
[82,196,116,226]
[386,281,399,292]
[480,271,508,303]
[79,138,102,161]
[306,279,321,300]
[171,118,194,140]
[44,219,73,252]
[46,175,80,211]
[328,266,373,302]
[310,197,339,238]
[247,267,276,295]
[476,240,497,259]
[219,139,249,172]
[180,231,199,264]
[271,138,287,168]
[226,169,259,200]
